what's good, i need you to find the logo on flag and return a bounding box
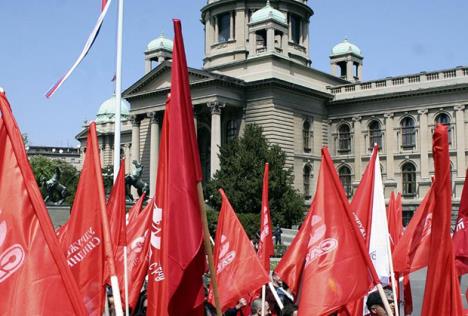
[305,215,338,267]
[0,220,25,283]
[216,235,236,273]
[150,204,162,250]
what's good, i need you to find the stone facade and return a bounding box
[116,0,467,222]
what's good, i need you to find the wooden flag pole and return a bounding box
[197,183,222,316]
[376,283,394,316]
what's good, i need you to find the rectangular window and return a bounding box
[338,133,351,153]
[401,127,416,148]
[217,12,231,43]
[290,14,301,44]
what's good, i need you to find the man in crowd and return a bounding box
[366,288,395,316]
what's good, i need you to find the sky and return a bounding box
[0,0,467,147]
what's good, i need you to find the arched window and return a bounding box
[217,12,231,43]
[303,164,312,199]
[369,120,383,150]
[401,117,416,148]
[339,166,352,198]
[225,120,238,144]
[338,124,351,153]
[435,113,452,144]
[303,120,311,152]
[402,162,417,197]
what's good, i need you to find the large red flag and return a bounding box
[421,124,463,315]
[147,19,206,316]
[127,192,146,226]
[116,197,153,310]
[107,161,127,249]
[297,148,378,315]
[59,122,108,315]
[392,185,434,274]
[209,189,269,311]
[387,192,397,250]
[0,93,87,315]
[453,169,468,275]
[258,163,274,272]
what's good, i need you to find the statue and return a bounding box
[125,160,149,202]
[41,167,69,206]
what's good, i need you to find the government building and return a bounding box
[79,0,468,223]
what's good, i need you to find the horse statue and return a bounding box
[40,167,69,206]
[125,160,149,202]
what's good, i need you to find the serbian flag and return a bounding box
[45,0,112,98]
[393,185,435,274]
[296,148,378,315]
[115,197,153,310]
[0,93,87,315]
[127,192,146,225]
[58,122,108,315]
[453,169,468,275]
[421,124,463,315]
[257,163,274,272]
[209,189,269,311]
[147,20,206,316]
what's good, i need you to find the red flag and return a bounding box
[297,148,378,315]
[209,189,269,311]
[116,197,153,310]
[127,193,146,226]
[392,185,434,274]
[258,163,274,272]
[107,161,127,248]
[387,192,397,250]
[453,169,468,275]
[147,19,206,316]
[421,124,463,315]
[403,273,413,316]
[0,93,87,315]
[59,122,108,315]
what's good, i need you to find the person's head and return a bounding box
[281,304,298,316]
[366,289,394,316]
[251,299,270,315]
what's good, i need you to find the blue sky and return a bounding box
[0,0,467,146]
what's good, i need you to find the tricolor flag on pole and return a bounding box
[45,0,112,98]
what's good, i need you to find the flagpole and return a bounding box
[261,285,266,316]
[113,0,129,315]
[387,235,400,316]
[197,183,222,316]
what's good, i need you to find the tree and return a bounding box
[205,124,305,236]
[29,155,79,205]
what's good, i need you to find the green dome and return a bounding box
[250,1,287,25]
[96,96,130,123]
[147,34,174,52]
[331,39,362,57]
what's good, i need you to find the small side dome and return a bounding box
[146,34,174,52]
[96,96,130,123]
[250,0,287,25]
[331,39,362,57]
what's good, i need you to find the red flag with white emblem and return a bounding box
[209,189,269,311]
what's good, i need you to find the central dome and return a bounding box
[96,96,130,123]
[250,1,287,25]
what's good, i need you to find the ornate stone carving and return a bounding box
[130,115,141,126]
[417,108,428,115]
[352,115,362,122]
[208,102,225,114]
[147,111,162,124]
[454,104,465,112]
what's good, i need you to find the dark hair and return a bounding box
[281,304,298,316]
[366,291,383,309]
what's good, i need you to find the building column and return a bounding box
[384,112,395,179]
[145,59,152,74]
[352,115,362,181]
[209,102,224,178]
[130,115,141,164]
[281,32,289,56]
[346,58,354,81]
[229,11,234,40]
[357,64,363,81]
[455,105,466,177]
[249,32,256,56]
[206,14,214,54]
[148,112,161,197]
[267,28,275,52]
[418,109,429,179]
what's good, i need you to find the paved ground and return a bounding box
[48,205,70,228]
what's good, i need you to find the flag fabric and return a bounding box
[116,197,154,310]
[392,185,435,274]
[280,148,377,315]
[0,92,87,315]
[403,273,413,316]
[127,193,146,226]
[107,161,127,249]
[387,192,397,250]
[257,163,274,272]
[421,124,463,315]
[58,122,108,315]
[45,0,112,98]
[209,189,269,311]
[147,19,206,316]
[453,169,468,275]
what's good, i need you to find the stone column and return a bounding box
[209,102,224,178]
[206,14,214,54]
[330,63,338,77]
[346,58,354,81]
[214,16,218,43]
[145,59,152,74]
[281,32,289,56]
[357,64,363,81]
[267,28,275,52]
[384,112,395,179]
[352,115,362,181]
[418,109,429,178]
[455,105,465,177]
[130,115,141,164]
[229,11,234,40]
[148,112,161,197]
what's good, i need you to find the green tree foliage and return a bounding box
[29,156,79,205]
[206,124,305,235]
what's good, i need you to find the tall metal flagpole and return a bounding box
[113,0,128,315]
